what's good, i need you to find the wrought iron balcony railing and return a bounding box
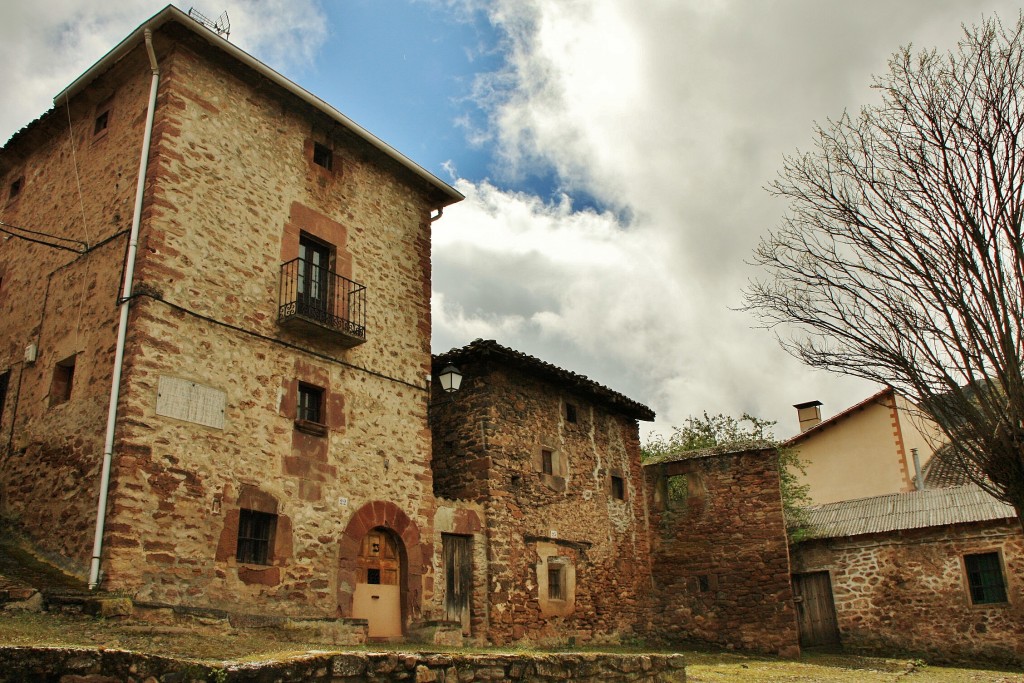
[278,257,366,346]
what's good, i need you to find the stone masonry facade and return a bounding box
[5,7,951,662]
[1,8,460,639]
[431,341,656,647]
[792,521,1024,664]
[643,448,800,657]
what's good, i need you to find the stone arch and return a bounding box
[337,501,424,630]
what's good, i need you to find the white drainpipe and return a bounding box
[89,29,160,590]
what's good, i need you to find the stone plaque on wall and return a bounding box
[156,375,226,430]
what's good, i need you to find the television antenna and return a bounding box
[187,8,231,40]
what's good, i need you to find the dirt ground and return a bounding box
[1,611,1023,682]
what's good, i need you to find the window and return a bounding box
[297,383,324,424]
[547,560,565,601]
[965,552,1008,605]
[565,402,578,423]
[236,509,276,565]
[9,177,22,200]
[666,474,689,509]
[610,474,625,500]
[50,355,76,406]
[94,110,109,135]
[297,233,332,318]
[313,142,333,170]
[541,448,554,476]
[0,370,9,424]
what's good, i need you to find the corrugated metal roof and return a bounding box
[804,484,1015,539]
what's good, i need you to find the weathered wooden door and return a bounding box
[442,534,472,635]
[793,571,840,647]
[353,528,402,638]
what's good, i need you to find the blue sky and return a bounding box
[2,0,1022,439]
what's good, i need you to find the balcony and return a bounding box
[278,257,366,347]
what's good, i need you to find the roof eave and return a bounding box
[52,5,463,207]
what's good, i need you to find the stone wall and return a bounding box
[644,448,799,657]
[791,521,1024,665]
[0,647,687,683]
[2,21,451,627]
[432,359,653,646]
[0,35,154,572]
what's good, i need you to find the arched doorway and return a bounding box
[338,501,424,638]
[352,526,404,638]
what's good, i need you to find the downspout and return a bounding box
[89,29,160,589]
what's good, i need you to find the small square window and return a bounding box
[565,402,578,423]
[541,449,554,476]
[9,177,23,200]
[313,142,333,170]
[666,474,689,510]
[610,475,625,500]
[50,355,76,406]
[297,383,324,424]
[94,111,109,135]
[367,568,381,584]
[965,552,1008,605]
[548,562,564,601]
[0,370,9,424]
[236,508,276,565]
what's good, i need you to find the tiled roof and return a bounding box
[784,387,893,446]
[433,339,655,421]
[804,484,1015,540]
[921,443,985,489]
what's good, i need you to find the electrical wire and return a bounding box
[130,291,429,392]
[0,219,87,246]
[0,224,84,253]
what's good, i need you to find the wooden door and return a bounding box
[353,528,401,638]
[793,571,840,647]
[442,534,472,635]
[298,235,332,320]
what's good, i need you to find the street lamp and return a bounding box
[438,365,463,394]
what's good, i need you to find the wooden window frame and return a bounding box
[963,551,1008,605]
[236,508,277,566]
[547,560,565,601]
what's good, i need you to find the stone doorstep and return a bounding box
[0,587,38,602]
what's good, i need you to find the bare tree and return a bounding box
[745,15,1024,526]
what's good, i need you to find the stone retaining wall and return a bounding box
[0,647,686,682]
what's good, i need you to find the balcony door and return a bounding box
[298,235,332,320]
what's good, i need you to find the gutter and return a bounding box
[54,5,462,207]
[87,28,160,590]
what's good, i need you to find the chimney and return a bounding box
[794,400,823,432]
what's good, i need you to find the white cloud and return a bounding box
[434,0,1023,437]
[0,0,326,144]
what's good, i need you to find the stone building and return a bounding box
[791,485,1023,664]
[0,5,462,638]
[643,445,800,657]
[787,388,945,505]
[430,340,657,646]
